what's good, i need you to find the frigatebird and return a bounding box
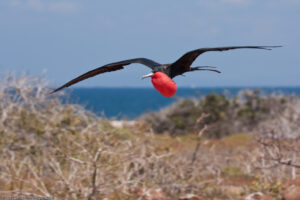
[51,46,280,97]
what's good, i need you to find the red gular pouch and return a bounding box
[151,72,177,97]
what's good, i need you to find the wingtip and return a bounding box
[49,90,57,95]
[49,87,63,94]
[262,45,283,50]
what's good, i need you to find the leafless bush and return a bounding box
[1,73,299,199]
[252,117,300,183]
[251,94,300,182]
[0,73,212,199]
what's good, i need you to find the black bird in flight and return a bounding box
[51,46,281,97]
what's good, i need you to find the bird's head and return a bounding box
[142,72,177,97]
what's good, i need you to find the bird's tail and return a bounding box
[191,66,221,73]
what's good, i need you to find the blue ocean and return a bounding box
[64,87,300,119]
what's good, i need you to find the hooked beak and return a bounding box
[142,72,154,79]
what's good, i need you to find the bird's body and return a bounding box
[52,46,281,97]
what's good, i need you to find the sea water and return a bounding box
[62,87,300,119]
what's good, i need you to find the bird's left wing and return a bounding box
[169,46,281,78]
[51,58,161,93]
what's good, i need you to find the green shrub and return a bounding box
[141,90,299,138]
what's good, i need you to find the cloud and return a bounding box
[197,0,251,7]
[197,0,300,7]
[9,0,22,7]
[47,1,79,13]
[220,0,250,4]
[8,0,80,14]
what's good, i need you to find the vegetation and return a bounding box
[0,73,299,200]
[141,90,300,138]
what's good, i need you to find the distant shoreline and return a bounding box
[60,87,300,119]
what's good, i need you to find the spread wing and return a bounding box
[51,58,161,93]
[169,46,281,78]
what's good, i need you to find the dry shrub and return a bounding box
[0,73,299,200]
[254,118,300,179]
[0,73,216,199]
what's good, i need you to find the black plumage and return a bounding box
[51,46,281,93]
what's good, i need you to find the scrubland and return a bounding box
[0,74,299,200]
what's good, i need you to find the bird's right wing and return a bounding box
[169,46,281,78]
[51,58,161,93]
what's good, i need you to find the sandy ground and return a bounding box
[110,120,136,128]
